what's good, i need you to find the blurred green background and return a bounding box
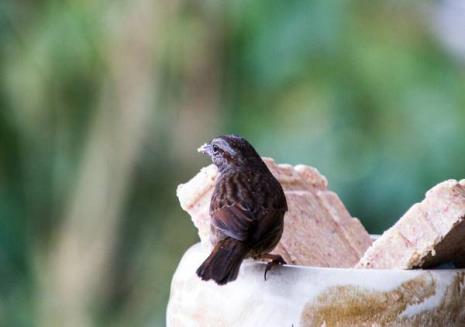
[1,0,465,325]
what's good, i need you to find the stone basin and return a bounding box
[166,243,465,326]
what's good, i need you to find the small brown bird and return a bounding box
[196,135,288,285]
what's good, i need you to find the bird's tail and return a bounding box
[196,238,248,285]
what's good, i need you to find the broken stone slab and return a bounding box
[177,158,372,267]
[357,179,465,269]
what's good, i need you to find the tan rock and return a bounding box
[357,179,465,269]
[177,158,372,267]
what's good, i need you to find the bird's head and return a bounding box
[198,135,262,172]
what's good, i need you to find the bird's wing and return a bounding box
[211,204,255,241]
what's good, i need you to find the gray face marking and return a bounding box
[212,137,237,156]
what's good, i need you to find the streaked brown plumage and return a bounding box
[196,135,288,285]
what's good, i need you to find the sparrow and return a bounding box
[196,135,288,285]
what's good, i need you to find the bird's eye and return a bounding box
[212,144,220,153]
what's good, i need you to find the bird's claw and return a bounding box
[263,255,286,281]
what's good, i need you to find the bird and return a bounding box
[196,135,288,285]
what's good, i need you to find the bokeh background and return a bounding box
[1,0,465,325]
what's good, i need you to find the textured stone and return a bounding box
[358,179,465,269]
[177,158,372,267]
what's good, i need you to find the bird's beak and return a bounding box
[197,143,212,156]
